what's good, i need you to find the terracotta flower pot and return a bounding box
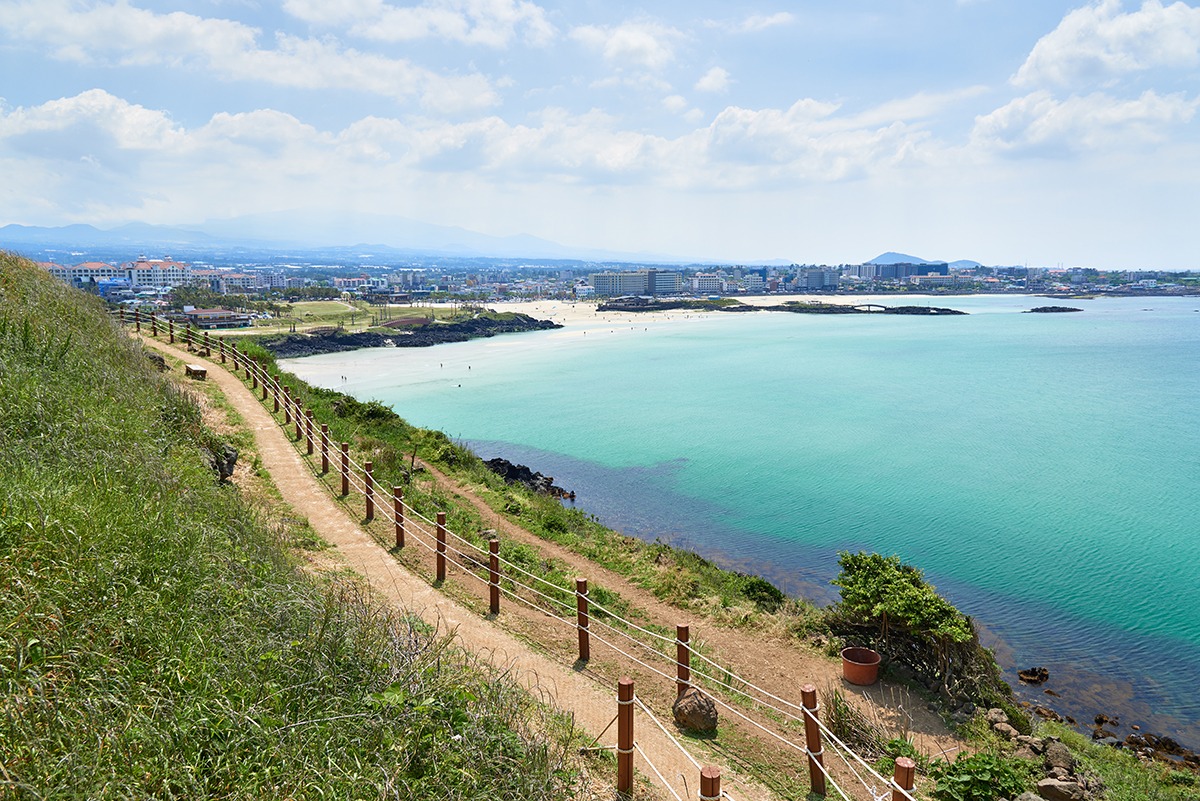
[841,647,881,685]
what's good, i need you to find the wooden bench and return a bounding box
[185,364,207,380]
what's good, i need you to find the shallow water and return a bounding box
[283,295,1200,746]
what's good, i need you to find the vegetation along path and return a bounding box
[142,335,783,801]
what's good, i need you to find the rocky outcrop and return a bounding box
[259,314,561,358]
[1025,306,1083,313]
[1019,666,1050,684]
[986,709,1103,801]
[206,443,238,482]
[484,458,574,500]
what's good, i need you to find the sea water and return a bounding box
[282,295,1200,745]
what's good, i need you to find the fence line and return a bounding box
[124,309,920,801]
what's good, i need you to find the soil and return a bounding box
[141,334,966,800]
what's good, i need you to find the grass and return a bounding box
[0,253,591,799]
[1039,723,1200,801]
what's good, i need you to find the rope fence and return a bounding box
[122,308,921,801]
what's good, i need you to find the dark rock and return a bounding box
[1019,666,1050,684]
[259,313,562,358]
[672,687,718,732]
[484,457,574,499]
[146,352,168,371]
[1092,728,1117,741]
[1025,306,1083,313]
[1033,705,1063,722]
[207,444,238,482]
[1015,793,1042,801]
[1094,713,1118,727]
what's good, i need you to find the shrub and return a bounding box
[929,751,1031,801]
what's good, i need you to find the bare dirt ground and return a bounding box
[142,334,966,800]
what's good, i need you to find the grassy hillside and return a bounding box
[0,253,586,798]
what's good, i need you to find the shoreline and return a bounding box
[273,296,1200,754]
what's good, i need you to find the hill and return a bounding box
[0,252,584,798]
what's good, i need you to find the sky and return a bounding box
[0,0,1197,268]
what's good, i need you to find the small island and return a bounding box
[1025,306,1084,313]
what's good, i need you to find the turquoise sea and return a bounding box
[282,295,1200,745]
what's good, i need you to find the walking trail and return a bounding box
[143,334,963,800]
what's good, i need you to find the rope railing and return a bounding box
[126,309,922,801]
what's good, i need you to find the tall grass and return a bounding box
[0,253,585,799]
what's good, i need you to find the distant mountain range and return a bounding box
[868,252,984,271]
[1,216,1000,269]
[0,214,684,265]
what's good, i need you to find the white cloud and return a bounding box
[1014,0,1200,88]
[972,89,1198,154]
[283,0,556,47]
[570,20,684,71]
[738,12,795,33]
[695,67,731,94]
[662,94,689,113]
[0,0,499,111]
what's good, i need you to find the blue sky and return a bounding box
[1,1,1197,267]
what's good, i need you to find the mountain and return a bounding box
[868,251,935,265]
[1,214,691,264]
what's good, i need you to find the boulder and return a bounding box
[1036,778,1085,801]
[672,687,718,733]
[1044,740,1076,773]
[986,708,1009,725]
[994,722,1020,740]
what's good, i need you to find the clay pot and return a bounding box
[841,647,881,685]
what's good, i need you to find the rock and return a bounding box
[484,457,573,499]
[1092,728,1117,741]
[1097,736,1121,747]
[1036,778,1085,801]
[146,352,168,371]
[1017,735,1047,754]
[1044,740,1076,773]
[672,687,718,733]
[994,722,1020,740]
[986,708,1009,725]
[1015,793,1042,801]
[1047,767,1070,780]
[1032,705,1063,722]
[1019,666,1050,684]
[207,444,238,482]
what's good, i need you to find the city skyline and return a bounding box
[2,0,1198,269]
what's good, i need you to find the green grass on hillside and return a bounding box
[0,253,586,799]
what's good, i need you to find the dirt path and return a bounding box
[142,336,780,801]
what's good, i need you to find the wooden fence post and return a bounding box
[150,316,157,337]
[392,486,404,548]
[892,756,916,801]
[168,320,174,343]
[282,389,292,425]
[321,425,330,474]
[340,442,350,496]
[305,410,314,455]
[802,684,826,797]
[219,337,226,363]
[119,308,125,325]
[488,536,500,614]
[617,677,634,795]
[273,378,280,413]
[676,624,691,698]
[364,461,374,521]
[576,578,590,662]
[700,766,722,801]
[134,310,141,333]
[435,512,447,582]
[261,378,268,401]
